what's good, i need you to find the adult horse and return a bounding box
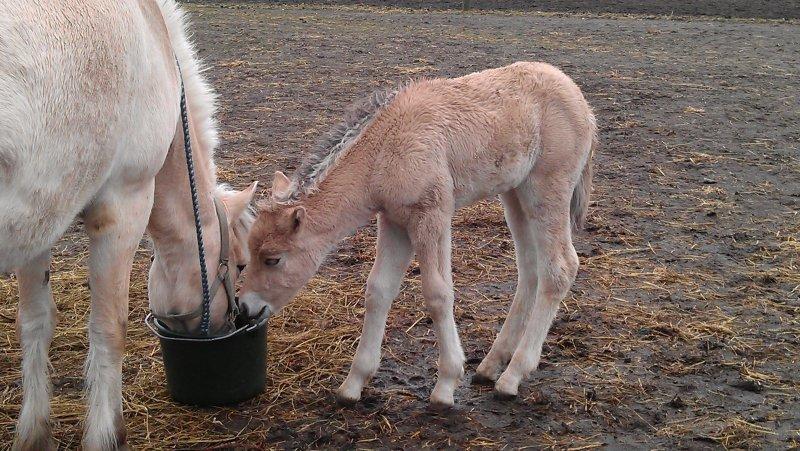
[0,0,257,449]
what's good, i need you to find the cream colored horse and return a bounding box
[0,0,256,449]
[241,62,596,408]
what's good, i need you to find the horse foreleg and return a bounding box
[13,251,57,451]
[336,215,413,404]
[82,182,154,451]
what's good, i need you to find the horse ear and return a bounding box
[271,171,292,201]
[221,181,258,220]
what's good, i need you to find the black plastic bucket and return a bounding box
[146,311,269,406]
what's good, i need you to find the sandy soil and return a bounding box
[1,2,798,449]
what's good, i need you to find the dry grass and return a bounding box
[2,191,795,448]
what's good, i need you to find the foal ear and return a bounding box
[290,206,306,232]
[271,171,292,201]
[221,181,258,220]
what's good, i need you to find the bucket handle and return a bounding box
[146,310,269,343]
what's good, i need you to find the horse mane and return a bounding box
[157,0,219,165]
[285,87,399,202]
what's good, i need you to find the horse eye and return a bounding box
[264,258,281,266]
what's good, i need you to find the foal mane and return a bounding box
[285,87,398,202]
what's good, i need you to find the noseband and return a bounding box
[150,198,240,336]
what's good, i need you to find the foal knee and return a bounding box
[425,296,453,323]
[16,300,56,342]
[422,279,454,319]
[365,278,399,309]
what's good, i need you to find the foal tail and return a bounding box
[570,132,596,232]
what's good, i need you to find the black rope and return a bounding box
[178,66,212,336]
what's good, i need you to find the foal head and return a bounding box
[239,172,324,316]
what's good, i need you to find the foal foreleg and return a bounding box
[337,216,413,404]
[13,251,57,451]
[411,214,465,407]
[83,183,153,451]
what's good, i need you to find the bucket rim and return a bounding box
[145,311,269,343]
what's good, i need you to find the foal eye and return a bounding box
[264,258,281,266]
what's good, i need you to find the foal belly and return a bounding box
[452,147,538,209]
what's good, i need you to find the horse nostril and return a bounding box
[237,264,246,273]
[163,319,187,334]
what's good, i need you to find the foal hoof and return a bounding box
[12,432,56,451]
[334,394,359,407]
[493,374,520,400]
[471,372,497,386]
[334,389,361,407]
[428,399,455,412]
[493,389,518,401]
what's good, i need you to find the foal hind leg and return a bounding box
[474,190,538,383]
[337,215,413,404]
[495,178,578,398]
[13,251,57,451]
[82,182,154,451]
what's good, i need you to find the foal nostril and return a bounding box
[239,291,269,319]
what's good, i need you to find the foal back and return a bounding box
[0,0,179,270]
[372,62,595,216]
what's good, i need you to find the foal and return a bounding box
[241,62,596,406]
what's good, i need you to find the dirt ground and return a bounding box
[236,0,800,20]
[1,2,799,450]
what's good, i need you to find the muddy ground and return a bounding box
[1,2,799,450]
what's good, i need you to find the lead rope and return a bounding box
[177,63,213,336]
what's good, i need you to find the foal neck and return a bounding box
[302,153,375,247]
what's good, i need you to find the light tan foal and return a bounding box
[241,61,596,406]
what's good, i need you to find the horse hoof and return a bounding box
[493,389,518,401]
[12,431,56,451]
[494,374,520,400]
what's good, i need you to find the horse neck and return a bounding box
[148,119,219,249]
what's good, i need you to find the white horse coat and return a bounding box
[0,1,256,449]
